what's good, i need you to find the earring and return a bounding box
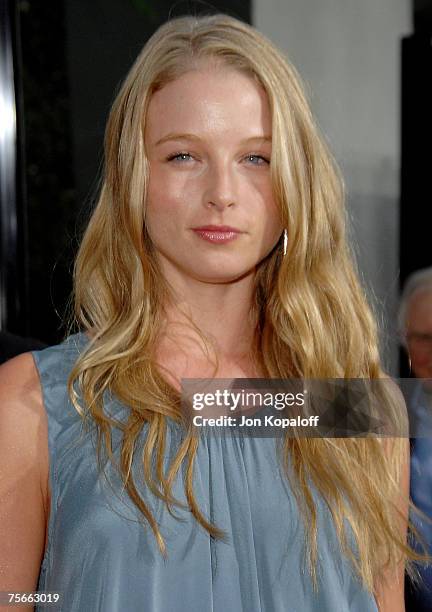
[283,229,288,256]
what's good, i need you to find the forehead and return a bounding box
[144,65,271,143]
[406,290,432,329]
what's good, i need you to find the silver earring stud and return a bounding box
[283,229,288,256]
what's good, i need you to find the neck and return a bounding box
[160,277,259,362]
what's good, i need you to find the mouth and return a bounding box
[191,226,243,244]
[191,225,243,233]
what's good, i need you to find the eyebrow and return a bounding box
[154,132,272,147]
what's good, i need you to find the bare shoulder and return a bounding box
[0,352,47,436]
[0,352,51,590]
[0,351,50,506]
[0,350,42,397]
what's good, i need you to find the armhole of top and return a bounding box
[30,349,57,574]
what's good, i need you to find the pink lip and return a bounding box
[192,227,242,244]
[192,225,242,232]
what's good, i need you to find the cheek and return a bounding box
[261,196,283,237]
[146,163,200,214]
[245,172,278,209]
[147,166,176,204]
[145,171,185,232]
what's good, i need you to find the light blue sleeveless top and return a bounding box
[32,332,378,611]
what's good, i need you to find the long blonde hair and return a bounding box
[66,13,429,594]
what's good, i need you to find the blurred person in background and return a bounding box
[400,267,432,612]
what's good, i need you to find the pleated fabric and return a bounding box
[32,333,378,612]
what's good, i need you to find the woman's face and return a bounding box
[144,63,283,286]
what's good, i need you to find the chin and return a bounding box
[197,271,252,284]
[190,264,254,284]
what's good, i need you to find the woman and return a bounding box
[0,13,428,612]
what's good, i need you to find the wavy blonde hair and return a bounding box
[65,13,430,595]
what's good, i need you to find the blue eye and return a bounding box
[167,152,193,162]
[166,152,270,164]
[246,154,269,165]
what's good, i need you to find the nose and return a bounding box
[203,161,237,211]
